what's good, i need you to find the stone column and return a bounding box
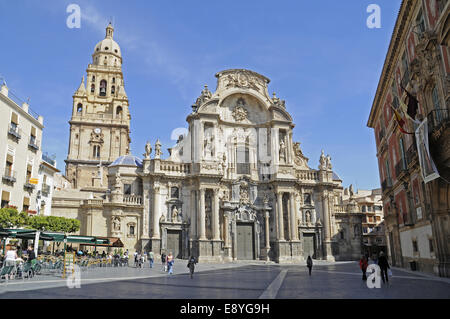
[213,188,220,240]
[290,192,298,240]
[199,188,206,240]
[152,186,160,239]
[322,191,330,241]
[277,192,284,240]
[224,213,230,247]
[264,210,271,250]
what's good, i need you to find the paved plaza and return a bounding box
[1,261,449,299]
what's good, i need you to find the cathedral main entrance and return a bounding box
[236,223,255,260]
[167,230,182,259]
[303,233,316,259]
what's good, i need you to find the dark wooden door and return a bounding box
[303,233,315,259]
[167,230,182,259]
[236,223,254,260]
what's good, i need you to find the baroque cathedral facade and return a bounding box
[52,24,364,262]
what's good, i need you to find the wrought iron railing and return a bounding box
[28,136,39,151]
[2,169,16,183]
[8,123,21,139]
[427,109,449,134]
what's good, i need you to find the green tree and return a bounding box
[0,207,28,228]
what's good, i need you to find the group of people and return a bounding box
[2,245,37,279]
[359,251,391,284]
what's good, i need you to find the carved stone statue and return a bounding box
[232,98,248,122]
[144,141,152,159]
[113,217,121,231]
[319,150,327,170]
[154,139,162,159]
[114,172,122,188]
[305,211,311,224]
[172,206,179,222]
[326,154,332,170]
[279,140,286,162]
[349,184,354,197]
[239,181,249,204]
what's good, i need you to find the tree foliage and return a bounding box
[0,207,80,233]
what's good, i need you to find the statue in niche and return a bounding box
[305,211,311,224]
[172,206,179,222]
[204,132,214,158]
[112,217,121,231]
[239,181,249,204]
[144,141,152,159]
[279,140,286,162]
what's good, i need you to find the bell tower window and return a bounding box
[91,84,95,93]
[111,85,115,94]
[116,106,123,118]
[99,80,107,96]
[77,103,82,113]
[93,145,100,159]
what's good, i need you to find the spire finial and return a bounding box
[106,22,114,39]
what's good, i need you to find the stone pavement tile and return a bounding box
[0,265,279,299]
[276,263,450,299]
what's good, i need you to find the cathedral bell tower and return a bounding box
[65,23,131,191]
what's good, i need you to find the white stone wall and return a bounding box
[400,224,434,258]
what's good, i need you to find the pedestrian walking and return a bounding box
[140,252,145,268]
[167,252,174,275]
[377,251,390,284]
[134,250,138,267]
[187,255,197,279]
[359,255,368,280]
[306,255,313,276]
[148,250,154,268]
[161,251,167,272]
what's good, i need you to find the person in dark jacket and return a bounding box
[187,256,197,279]
[377,251,390,284]
[306,256,313,276]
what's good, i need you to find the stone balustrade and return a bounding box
[159,161,190,174]
[123,194,142,205]
[295,170,319,181]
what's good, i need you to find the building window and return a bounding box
[92,75,95,82]
[171,187,179,199]
[116,106,123,118]
[93,145,100,159]
[362,205,367,212]
[77,103,82,113]
[236,145,250,174]
[129,224,135,236]
[429,238,434,253]
[363,227,368,234]
[99,80,107,96]
[91,84,95,93]
[340,231,345,240]
[1,191,10,208]
[304,193,311,205]
[111,85,115,94]
[412,239,418,252]
[124,184,132,195]
[22,197,30,212]
[112,77,115,84]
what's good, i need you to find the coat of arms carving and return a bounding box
[232,98,248,122]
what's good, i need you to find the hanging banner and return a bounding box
[415,118,440,183]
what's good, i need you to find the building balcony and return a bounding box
[2,169,16,183]
[406,142,418,167]
[395,160,408,179]
[24,182,35,191]
[123,194,142,205]
[28,137,39,151]
[381,178,392,193]
[427,109,449,141]
[8,124,21,140]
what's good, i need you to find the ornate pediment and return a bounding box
[90,130,104,144]
[215,69,269,96]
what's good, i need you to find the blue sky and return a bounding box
[0,0,401,190]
